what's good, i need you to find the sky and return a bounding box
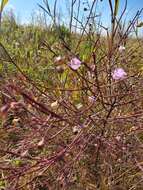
[4,0,143,28]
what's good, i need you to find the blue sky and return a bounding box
[5,0,43,23]
[4,0,143,26]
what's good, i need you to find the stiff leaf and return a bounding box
[0,0,9,13]
[114,0,119,16]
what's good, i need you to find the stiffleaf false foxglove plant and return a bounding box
[112,68,127,80]
[69,57,82,70]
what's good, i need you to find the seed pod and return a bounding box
[56,65,64,73]
[84,7,88,11]
[51,101,58,109]
[73,126,81,135]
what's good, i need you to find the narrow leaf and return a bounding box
[0,0,9,13]
[114,0,119,16]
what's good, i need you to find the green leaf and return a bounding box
[137,22,143,28]
[0,0,9,13]
[114,0,119,16]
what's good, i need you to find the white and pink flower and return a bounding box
[112,68,127,80]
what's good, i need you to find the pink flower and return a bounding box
[69,57,82,70]
[112,68,127,80]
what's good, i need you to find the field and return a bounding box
[0,0,143,189]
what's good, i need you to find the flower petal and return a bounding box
[112,68,127,80]
[69,57,82,70]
